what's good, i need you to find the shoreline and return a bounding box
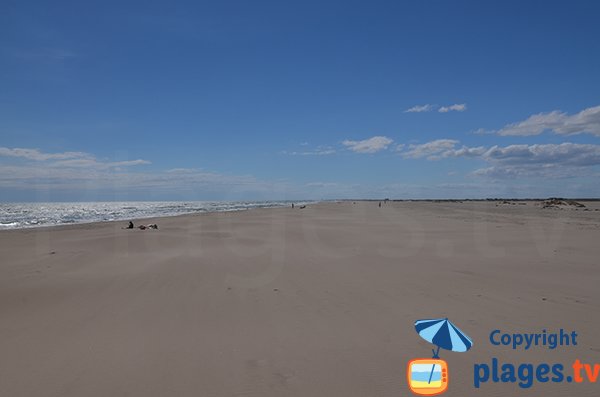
[2,197,599,233]
[0,201,316,232]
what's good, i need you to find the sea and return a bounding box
[0,201,307,230]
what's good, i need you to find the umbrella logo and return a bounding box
[407,318,473,396]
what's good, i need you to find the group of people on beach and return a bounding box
[123,221,158,230]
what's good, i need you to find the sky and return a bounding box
[1,0,600,201]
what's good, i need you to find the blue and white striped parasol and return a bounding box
[415,318,473,356]
[414,318,473,384]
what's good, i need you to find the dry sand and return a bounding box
[1,201,599,396]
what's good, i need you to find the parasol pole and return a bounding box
[428,346,441,384]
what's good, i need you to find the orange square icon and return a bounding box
[407,358,448,396]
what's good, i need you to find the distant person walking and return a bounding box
[292,203,294,209]
[379,202,381,208]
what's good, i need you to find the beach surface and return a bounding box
[1,201,599,396]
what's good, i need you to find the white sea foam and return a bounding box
[0,201,309,230]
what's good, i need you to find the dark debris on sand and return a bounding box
[540,198,586,209]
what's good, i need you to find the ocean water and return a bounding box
[0,201,306,230]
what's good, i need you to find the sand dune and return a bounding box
[1,201,599,396]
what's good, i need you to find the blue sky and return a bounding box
[1,0,600,201]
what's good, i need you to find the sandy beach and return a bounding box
[1,201,599,396]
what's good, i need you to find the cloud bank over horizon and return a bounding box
[3,129,600,200]
[3,101,600,200]
[2,106,600,200]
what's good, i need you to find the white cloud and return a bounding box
[0,147,91,161]
[443,145,487,158]
[401,140,600,166]
[0,147,150,169]
[472,128,496,135]
[342,136,393,153]
[461,142,600,179]
[0,164,260,191]
[405,104,433,113]
[51,158,151,169]
[497,110,565,136]
[405,103,467,113]
[109,159,151,167]
[398,139,600,179]
[0,158,283,199]
[401,139,459,159]
[470,165,595,179]
[282,148,336,156]
[481,143,600,167]
[438,103,467,113]
[497,105,600,136]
